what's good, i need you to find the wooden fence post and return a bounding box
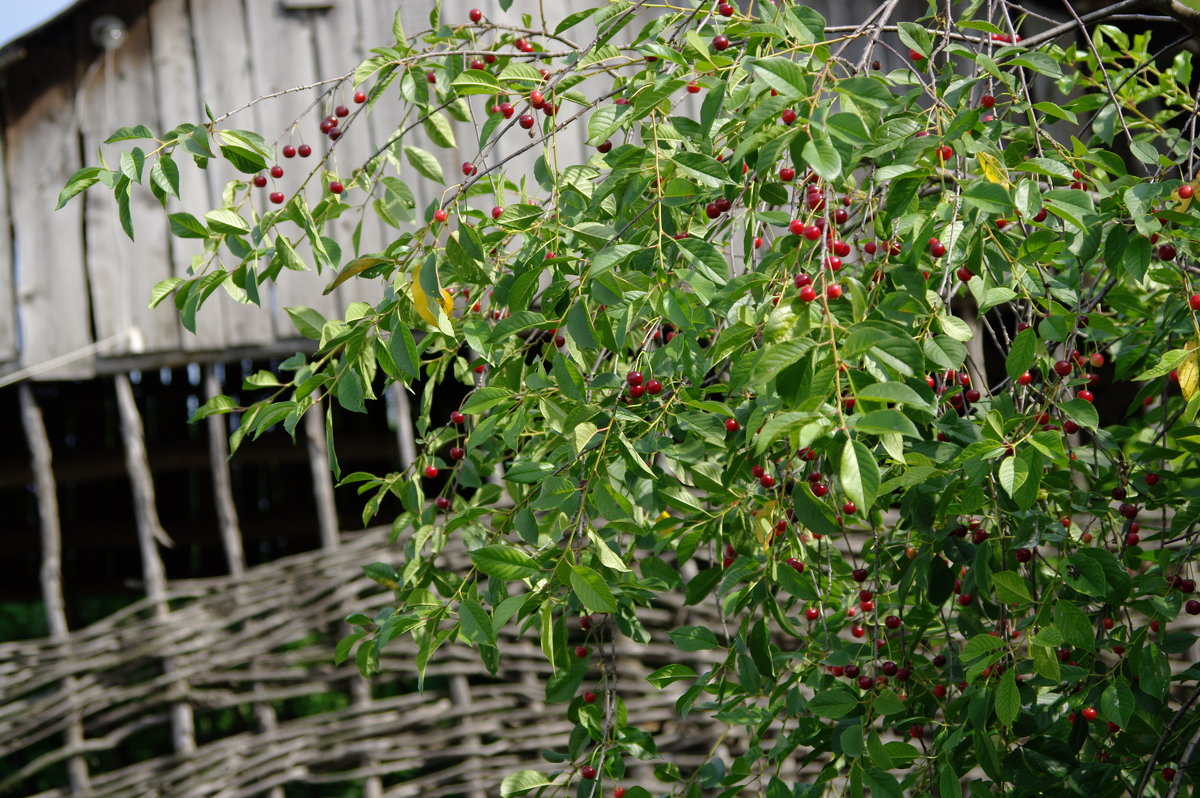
[18,383,90,794]
[114,373,196,755]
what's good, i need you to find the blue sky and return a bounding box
[0,0,76,48]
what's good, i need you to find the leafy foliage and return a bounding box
[65,1,1200,795]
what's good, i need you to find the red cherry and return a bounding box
[805,607,820,620]
[1164,768,1177,782]
[282,145,296,158]
[909,49,924,61]
[253,175,268,188]
[597,140,613,153]
[1118,503,1138,519]
[981,94,995,108]
[626,371,644,386]
[575,645,588,658]
[884,615,901,630]
[842,501,857,515]
[1179,184,1195,199]
[462,162,477,176]
[1159,244,1177,260]
[826,284,842,300]
[614,789,627,798]
[436,496,451,510]
[1146,472,1161,486]
[933,684,947,698]
[269,191,285,204]
[451,411,466,424]
[353,90,367,104]
[1126,532,1140,546]
[433,209,448,223]
[1053,360,1072,376]
[1190,294,1200,311]
[491,206,503,220]
[686,80,701,94]
[713,35,730,51]
[581,766,597,780]
[851,625,866,638]
[297,144,312,157]
[725,418,740,432]
[1082,707,1097,721]
[469,7,482,22]
[423,465,439,478]
[937,145,953,161]
[1077,389,1094,402]
[779,167,795,182]
[270,165,284,179]
[781,109,797,125]
[1017,371,1033,386]
[582,690,597,703]
[335,105,349,118]
[957,267,974,282]
[799,286,817,302]
[519,114,535,129]
[857,675,874,690]
[628,385,644,398]
[646,379,663,395]
[329,182,344,195]
[759,474,776,488]
[930,240,947,257]
[1187,600,1200,615]
[718,2,735,15]
[957,593,974,607]
[450,446,465,461]
[426,71,437,83]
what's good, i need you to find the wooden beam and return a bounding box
[204,365,244,578]
[304,401,340,550]
[391,383,417,469]
[18,383,90,794]
[115,373,196,755]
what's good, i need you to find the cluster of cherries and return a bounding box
[249,91,366,205]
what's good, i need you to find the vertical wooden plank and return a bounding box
[114,373,196,755]
[304,401,340,549]
[0,97,16,367]
[310,0,388,272]
[3,81,96,379]
[204,365,244,577]
[390,383,417,468]
[147,0,230,353]
[188,0,276,349]
[18,384,91,794]
[76,6,182,357]
[242,0,344,336]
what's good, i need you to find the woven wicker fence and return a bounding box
[0,526,735,798]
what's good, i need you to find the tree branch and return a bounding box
[1019,0,1200,50]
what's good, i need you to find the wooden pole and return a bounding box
[390,383,417,469]
[304,401,340,550]
[204,366,284,798]
[204,365,244,578]
[18,384,90,794]
[114,374,196,755]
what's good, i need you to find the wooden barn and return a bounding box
[4,0,1184,795]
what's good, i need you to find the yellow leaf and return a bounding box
[977,152,1010,188]
[409,266,453,327]
[1181,339,1200,403]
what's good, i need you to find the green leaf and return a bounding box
[995,667,1019,726]
[840,438,879,511]
[168,212,209,239]
[285,306,326,340]
[149,277,184,309]
[992,571,1032,604]
[189,393,235,422]
[104,124,155,143]
[809,688,859,718]
[855,382,928,407]
[1059,397,1099,430]
[469,545,541,580]
[1133,348,1193,381]
[500,770,553,797]
[751,57,809,98]
[668,625,720,651]
[570,565,617,614]
[852,409,921,439]
[461,387,515,414]
[1064,551,1107,598]
[458,599,495,646]
[56,166,103,209]
[451,68,501,95]
[1054,601,1095,650]
[803,134,842,181]
[647,664,696,688]
[404,145,445,184]
[675,237,728,282]
[672,151,731,187]
[1101,679,1135,728]
[1006,328,1037,380]
[205,209,250,235]
[963,634,1006,661]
